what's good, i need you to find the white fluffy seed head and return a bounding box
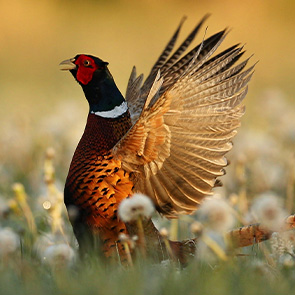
[34,233,77,260]
[0,227,20,256]
[118,193,155,222]
[197,196,235,233]
[190,221,203,235]
[43,243,76,267]
[270,231,294,259]
[118,233,129,243]
[159,227,169,238]
[251,192,287,231]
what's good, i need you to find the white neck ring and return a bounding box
[90,101,128,118]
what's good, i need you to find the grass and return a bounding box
[1,252,295,295]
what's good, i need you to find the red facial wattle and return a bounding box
[75,55,100,85]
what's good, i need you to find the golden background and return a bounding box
[0,0,294,190]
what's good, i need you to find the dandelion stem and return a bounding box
[136,215,146,258]
[164,238,174,260]
[122,241,133,267]
[202,234,228,261]
[159,228,174,260]
[169,219,178,241]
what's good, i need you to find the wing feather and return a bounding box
[114,17,255,217]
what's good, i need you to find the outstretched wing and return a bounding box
[115,17,254,217]
[125,14,210,124]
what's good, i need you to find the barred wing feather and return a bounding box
[117,17,254,217]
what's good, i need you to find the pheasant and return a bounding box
[60,15,254,263]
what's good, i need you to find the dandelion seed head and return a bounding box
[251,193,286,231]
[271,231,294,258]
[271,232,286,257]
[0,227,20,256]
[159,228,169,238]
[42,200,51,210]
[190,221,203,235]
[118,233,129,243]
[43,243,76,267]
[34,232,75,260]
[118,193,155,222]
[197,196,235,232]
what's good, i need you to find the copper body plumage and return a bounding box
[61,15,254,262]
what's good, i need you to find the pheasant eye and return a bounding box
[83,60,91,67]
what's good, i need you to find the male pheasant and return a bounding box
[60,16,254,263]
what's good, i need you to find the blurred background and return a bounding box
[0,0,295,197]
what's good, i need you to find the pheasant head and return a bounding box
[60,54,127,118]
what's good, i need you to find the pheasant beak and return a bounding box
[59,58,76,71]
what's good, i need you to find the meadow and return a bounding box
[1,1,295,294]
